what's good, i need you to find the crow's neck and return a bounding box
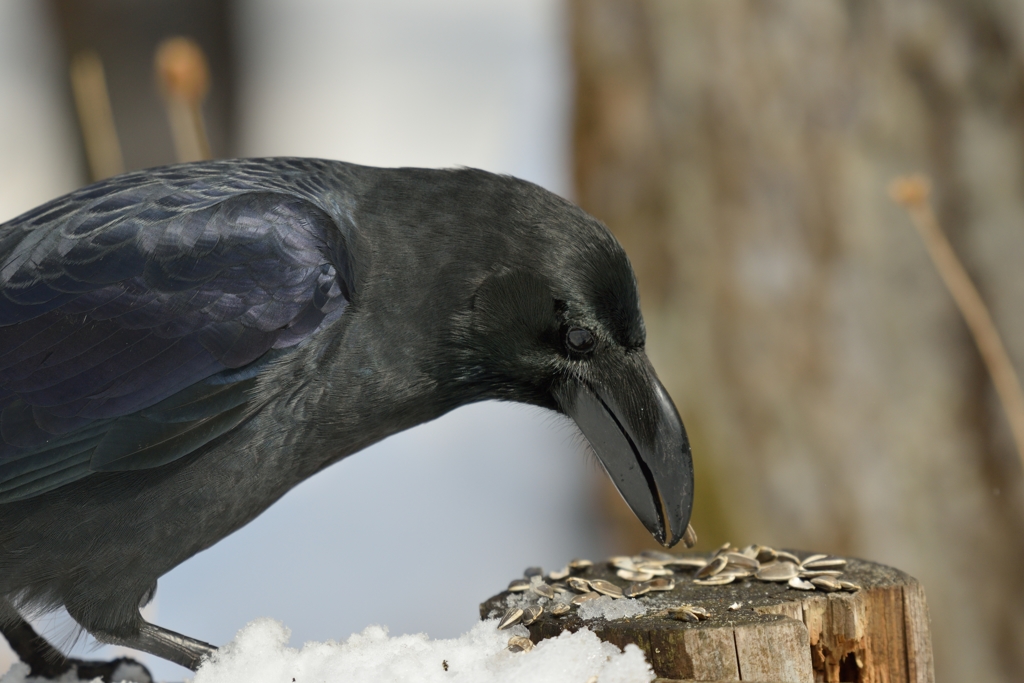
[293,309,467,474]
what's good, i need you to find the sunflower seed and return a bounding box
[568,558,593,571]
[728,602,743,611]
[723,552,759,569]
[551,602,572,616]
[610,556,637,571]
[695,555,728,579]
[548,566,570,581]
[634,562,674,576]
[839,580,862,592]
[532,583,556,599]
[803,558,847,570]
[498,607,524,630]
[738,545,759,559]
[810,576,842,592]
[508,579,530,592]
[755,562,800,582]
[694,574,735,586]
[589,579,624,598]
[638,549,677,562]
[522,605,543,625]
[755,546,778,563]
[718,566,754,580]
[524,566,543,578]
[788,577,815,591]
[683,523,698,548]
[507,635,534,653]
[567,577,591,593]
[669,605,709,622]
[800,553,828,566]
[644,577,676,592]
[665,557,710,569]
[623,582,651,598]
[775,551,801,564]
[713,542,733,556]
[669,608,700,623]
[617,569,655,582]
[572,592,600,605]
[799,570,843,578]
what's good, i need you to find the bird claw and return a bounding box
[63,656,154,683]
[1,616,152,683]
[10,655,152,683]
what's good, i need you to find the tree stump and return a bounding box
[480,553,933,683]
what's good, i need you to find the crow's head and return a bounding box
[416,171,694,547]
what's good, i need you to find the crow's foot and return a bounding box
[66,657,152,683]
[1,616,152,682]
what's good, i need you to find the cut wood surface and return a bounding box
[480,553,933,683]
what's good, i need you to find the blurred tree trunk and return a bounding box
[571,1,1024,681]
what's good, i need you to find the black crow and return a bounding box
[0,158,692,674]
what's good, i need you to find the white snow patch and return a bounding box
[191,618,653,683]
[577,596,647,622]
[499,592,546,613]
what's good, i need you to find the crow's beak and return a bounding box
[561,353,693,547]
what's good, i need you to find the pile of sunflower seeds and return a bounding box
[495,534,860,652]
[682,543,862,593]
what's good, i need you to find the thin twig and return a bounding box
[155,37,212,162]
[890,174,1024,473]
[69,50,124,181]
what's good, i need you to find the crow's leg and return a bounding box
[95,621,216,672]
[0,610,152,683]
[65,583,216,672]
[0,612,70,679]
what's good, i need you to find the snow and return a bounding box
[0,618,654,683]
[1,612,655,683]
[576,597,647,622]
[189,618,654,683]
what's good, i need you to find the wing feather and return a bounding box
[0,161,353,502]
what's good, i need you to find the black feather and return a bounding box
[0,161,354,499]
[91,402,250,472]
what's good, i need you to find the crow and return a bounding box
[0,158,692,675]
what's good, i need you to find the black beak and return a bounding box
[560,352,693,547]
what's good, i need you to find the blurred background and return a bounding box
[1,0,1023,681]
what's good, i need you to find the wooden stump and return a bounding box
[480,553,934,683]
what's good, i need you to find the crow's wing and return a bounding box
[0,167,351,502]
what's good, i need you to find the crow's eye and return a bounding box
[566,327,596,354]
